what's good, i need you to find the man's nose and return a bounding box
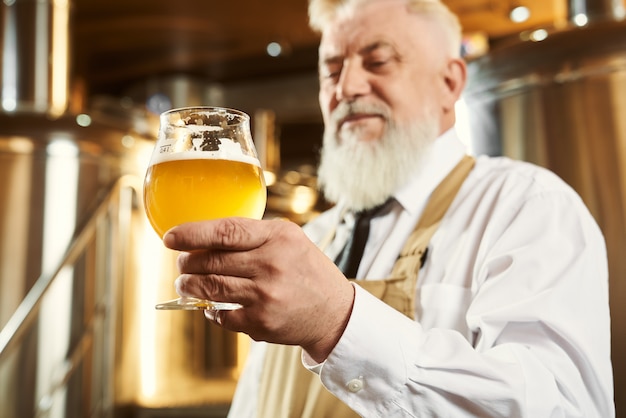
[336,61,371,102]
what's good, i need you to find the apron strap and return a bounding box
[359,155,476,319]
[391,155,476,279]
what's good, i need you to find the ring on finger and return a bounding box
[205,308,222,325]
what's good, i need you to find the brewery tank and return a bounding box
[0,1,157,417]
[0,2,259,417]
[0,111,153,417]
[463,0,626,414]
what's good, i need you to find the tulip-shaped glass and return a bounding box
[143,106,267,310]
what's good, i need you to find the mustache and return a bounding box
[330,100,392,125]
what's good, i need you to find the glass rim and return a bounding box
[160,106,250,122]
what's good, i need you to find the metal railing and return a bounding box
[0,174,142,417]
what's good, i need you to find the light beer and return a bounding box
[144,152,267,238]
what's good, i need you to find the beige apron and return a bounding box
[256,156,476,418]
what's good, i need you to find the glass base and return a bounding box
[155,297,243,311]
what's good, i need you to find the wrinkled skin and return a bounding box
[164,217,354,362]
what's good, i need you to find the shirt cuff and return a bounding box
[302,350,324,374]
[313,283,423,414]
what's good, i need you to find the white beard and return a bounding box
[317,102,440,212]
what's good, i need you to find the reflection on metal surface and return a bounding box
[464,15,626,416]
[1,0,70,114]
[567,0,625,23]
[254,109,281,176]
[252,107,326,224]
[0,112,155,417]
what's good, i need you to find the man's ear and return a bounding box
[442,58,467,112]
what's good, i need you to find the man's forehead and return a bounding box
[319,37,395,61]
[319,17,416,60]
[318,4,442,61]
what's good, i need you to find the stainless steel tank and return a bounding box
[0,1,247,417]
[464,2,626,414]
[0,112,154,418]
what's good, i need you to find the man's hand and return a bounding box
[163,217,355,362]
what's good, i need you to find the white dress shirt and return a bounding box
[227,129,614,417]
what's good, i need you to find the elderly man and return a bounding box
[165,0,615,416]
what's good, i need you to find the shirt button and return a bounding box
[346,377,364,393]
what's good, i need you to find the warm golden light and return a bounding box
[37,135,79,415]
[290,185,317,214]
[137,217,161,399]
[509,6,531,23]
[50,0,70,116]
[264,170,277,186]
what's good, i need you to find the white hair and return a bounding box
[308,0,463,58]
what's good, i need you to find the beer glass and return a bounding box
[143,106,267,310]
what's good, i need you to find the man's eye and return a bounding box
[366,59,389,69]
[321,67,341,81]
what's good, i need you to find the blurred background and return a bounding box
[1,0,625,416]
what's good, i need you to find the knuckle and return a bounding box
[215,218,249,247]
[199,252,221,273]
[270,218,299,242]
[208,274,228,295]
[175,274,193,295]
[176,252,191,272]
[199,273,230,301]
[196,274,217,296]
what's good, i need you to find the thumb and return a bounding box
[163,217,264,252]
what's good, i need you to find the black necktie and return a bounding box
[335,199,395,277]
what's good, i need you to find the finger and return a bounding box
[175,273,254,305]
[177,249,258,278]
[205,308,245,332]
[163,217,269,252]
